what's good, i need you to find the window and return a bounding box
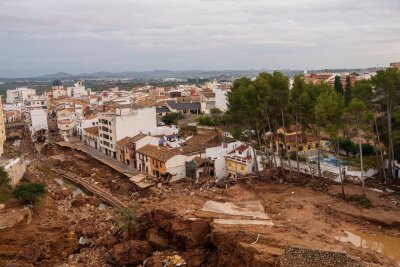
[92,122,95,125]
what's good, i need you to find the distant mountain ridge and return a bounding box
[0,67,377,81]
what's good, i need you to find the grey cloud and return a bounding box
[0,0,399,77]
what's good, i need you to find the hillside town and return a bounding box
[1,62,400,266]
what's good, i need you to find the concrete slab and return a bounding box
[202,200,270,219]
[213,219,274,226]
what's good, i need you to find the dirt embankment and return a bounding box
[1,141,400,266]
[110,179,399,267]
[0,195,77,267]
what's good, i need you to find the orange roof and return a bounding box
[137,144,178,162]
[184,133,219,146]
[116,133,147,147]
[172,142,219,155]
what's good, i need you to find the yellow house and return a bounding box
[267,126,319,153]
[225,145,255,178]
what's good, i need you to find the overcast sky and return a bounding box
[0,0,399,77]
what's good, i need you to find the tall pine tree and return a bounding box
[334,75,344,95]
[344,75,352,107]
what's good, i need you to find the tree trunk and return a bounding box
[255,128,261,180]
[389,103,395,178]
[356,120,365,196]
[261,126,273,180]
[387,102,393,179]
[281,109,293,181]
[336,138,345,198]
[373,112,387,183]
[317,128,322,178]
[300,117,314,179]
[295,113,300,178]
[266,112,280,179]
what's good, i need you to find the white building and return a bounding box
[0,97,6,157]
[25,95,47,112]
[3,103,24,113]
[76,114,98,137]
[6,87,36,104]
[67,80,89,98]
[98,105,157,158]
[204,141,242,179]
[28,109,48,142]
[213,88,230,111]
[52,79,67,99]
[56,109,77,141]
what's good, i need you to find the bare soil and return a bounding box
[1,140,400,266]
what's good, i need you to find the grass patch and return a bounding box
[0,188,12,203]
[346,194,373,209]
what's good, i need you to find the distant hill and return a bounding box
[36,72,75,79]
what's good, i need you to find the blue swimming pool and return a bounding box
[309,156,344,167]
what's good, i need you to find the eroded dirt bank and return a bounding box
[1,144,400,266]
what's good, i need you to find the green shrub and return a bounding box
[289,152,307,162]
[198,116,217,126]
[338,138,357,155]
[361,143,375,156]
[13,183,46,205]
[162,112,184,125]
[0,167,11,189]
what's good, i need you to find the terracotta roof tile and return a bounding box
[137,144,178,162]
[117,134,148,147]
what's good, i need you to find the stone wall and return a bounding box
[3,156,26,187]
[279,246,364,267]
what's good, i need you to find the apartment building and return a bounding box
[25,95,47,112]
[67,80,89,98]
[6,87,36,104]
[76,114,98,137]
[0,97,6,156]
[56,108,77,141]
[28,109,48,143]
[97,105,157,158]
